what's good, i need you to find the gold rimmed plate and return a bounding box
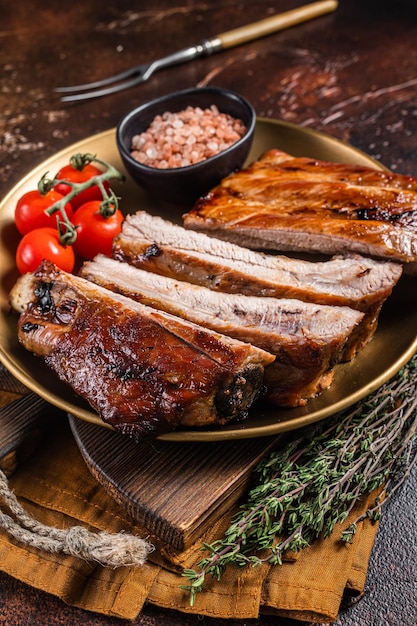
[1,119,417,441]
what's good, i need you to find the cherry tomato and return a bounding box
[72,200,124,260]
[54,163,110,209]
[16,227,75,274]
[15,189,73,236]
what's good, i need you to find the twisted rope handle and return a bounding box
[0,469,153,568]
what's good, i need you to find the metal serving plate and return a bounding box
[1,119,416,441]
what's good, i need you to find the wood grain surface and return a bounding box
[0,367,50,476]
[70,416,281,550]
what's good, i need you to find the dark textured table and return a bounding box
[1,1,417,624]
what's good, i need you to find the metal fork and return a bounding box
[56,0,338,102]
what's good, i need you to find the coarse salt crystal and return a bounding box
[145,147,157,159]
[130,105,246,169]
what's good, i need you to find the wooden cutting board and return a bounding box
[69,415,281,551]
[0,366,51,476]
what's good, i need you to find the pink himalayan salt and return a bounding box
[130,105,246,169]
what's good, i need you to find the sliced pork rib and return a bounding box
[183,148,417,273]
[9,260,273,440]
[112,211,402,359]
[81,256,363,407]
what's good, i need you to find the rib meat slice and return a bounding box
[9,260,273,440]
[112,211,402,359]
[81,256,363,407]
[183,148,417,273]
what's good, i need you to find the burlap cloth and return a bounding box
[0,386,381,623]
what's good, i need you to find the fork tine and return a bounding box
[55,65,143,94]
[58,74,146,102]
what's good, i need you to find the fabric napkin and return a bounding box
[0,385,381,623]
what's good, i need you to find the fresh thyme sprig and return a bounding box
[181,354,417,605]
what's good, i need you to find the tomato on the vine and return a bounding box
[54,162,110,210]
[72,200,124,260]
[15,189,73,236]
[16,227,75,274]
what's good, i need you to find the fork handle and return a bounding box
[215,0,338,49]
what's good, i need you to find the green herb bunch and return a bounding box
[182,355,417,605]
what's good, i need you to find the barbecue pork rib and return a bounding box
[183,149,417,273]
[9,260,273,440]
[81,256,364,407]
[112,211,402,360]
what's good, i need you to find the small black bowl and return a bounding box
[116,86,256,207]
